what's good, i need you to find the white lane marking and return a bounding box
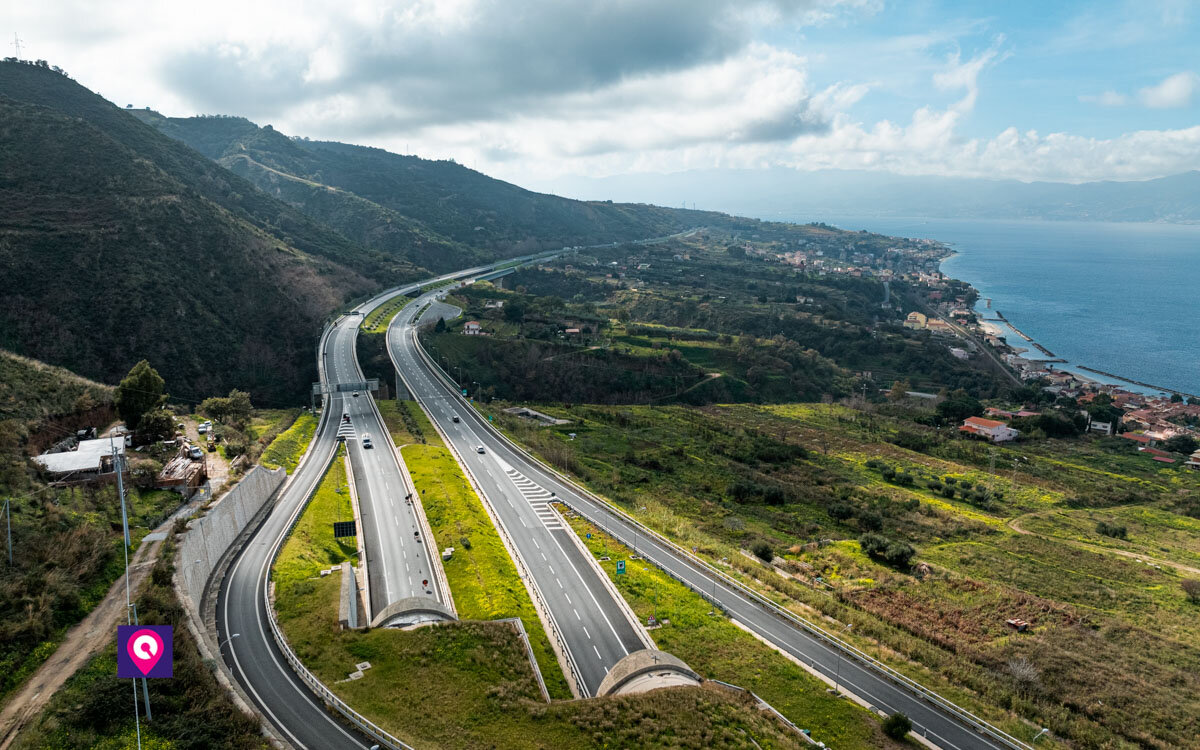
[533,538,540,550]
[574,609,581,620]
[594,645,602,660]
[583,626,591,639]
[556,578,563,588]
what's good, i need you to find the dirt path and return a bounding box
[0,487,206,750]
[1008,513,1200,577]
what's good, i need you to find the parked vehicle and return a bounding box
[188,446,203,460]
[197,423,208,434]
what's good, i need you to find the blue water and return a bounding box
[777,216,1200,396]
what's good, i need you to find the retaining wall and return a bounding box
[179,466,286,613]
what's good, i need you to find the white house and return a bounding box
[959,416,1019,443]
[463,321,482,335]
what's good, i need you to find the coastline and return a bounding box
[934,255,1196,400]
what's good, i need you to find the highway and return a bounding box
[389,297,653,696]
[215,252,569,749]
[389,295,1026,749]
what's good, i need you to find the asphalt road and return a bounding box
[389,296,652,696]
[389,295,1021,750]
[324,322,445,619]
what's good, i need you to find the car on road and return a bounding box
[452,415,460,423]
[197,422,208,434]
[475,445,485,454]
[188,446,204,460]
[343,413,351,423]
[352,391,360,398]
[362,434,373,449]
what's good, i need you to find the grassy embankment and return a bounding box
[481,400,1200,747]
[259,411,318,474]
[272,425,808,748]
[558,507,902,749]
[12,541,267,750]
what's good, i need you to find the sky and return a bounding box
[4,0,1199,187]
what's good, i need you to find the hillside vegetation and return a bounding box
[133,111,742,262]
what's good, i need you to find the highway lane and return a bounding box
[389,298,652,696]
[324,322,445,619]
[390,294,1024,749]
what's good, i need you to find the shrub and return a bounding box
[751,541,774,562]
[1182,579,1200,603]
[882,712,912,740]
[857,510,883,532]
[881,467,896,481]
[941,486,956,499]
[827,502,854,520]
[1096,521,1128,539]
[944,476,957,485]
[959,480,973,490]
[859,533,915,569]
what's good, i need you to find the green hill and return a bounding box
[131,111,739,259]
[0,61,386,404]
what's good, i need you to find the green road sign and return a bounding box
[616,559,626,575]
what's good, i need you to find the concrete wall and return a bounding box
[178,466,286,613]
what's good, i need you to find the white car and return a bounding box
[362,434,373,449]
[197,423,208,435]
[475,445,486,454]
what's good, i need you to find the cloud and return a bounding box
[1138,71,1200,108]
[1079,90,1128,107]
[932,38,1005,113]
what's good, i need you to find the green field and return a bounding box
[482,400,1200,748]
[273,446,356,589]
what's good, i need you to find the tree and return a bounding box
[936,389,982,423]
[882,713,911,739]
[434,317,447,333]
[139,411,176,442]
[888,379,911,402]
[199,389,253,427]
[1164,434,1198,455]
[1170,393,1183,403]
[115,360,165,430]
[1183,579,1200,604]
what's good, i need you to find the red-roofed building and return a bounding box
[1152,456,1177,464]
[960,416,1019,443]
[1119,432,1153,445]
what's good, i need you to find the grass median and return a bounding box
[558,507,902,750]
[402,442,570,699]
[272,433,807,747]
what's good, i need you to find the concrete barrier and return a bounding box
[178,466,286,615]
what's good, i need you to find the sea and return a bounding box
[773,216,1200,397]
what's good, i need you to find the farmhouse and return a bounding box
[959,416,1019,443]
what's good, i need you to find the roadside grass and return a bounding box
[273,446,356,590]
[402,443,570,699]
[247,408,297,441]
[260,412,317,474]
[12,542,267,750]
[557,508,899,750]
[377,399,444,447]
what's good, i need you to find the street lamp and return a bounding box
[219,633,241,650]
[1032,728,1049,743]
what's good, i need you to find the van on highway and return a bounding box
[362,434,373,449]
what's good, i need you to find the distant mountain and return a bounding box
[0,61,384,403]
[131,111,736,263]
[540,168,1200,224]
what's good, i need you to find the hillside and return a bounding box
[0,61,386,403]
[131,111,740,259]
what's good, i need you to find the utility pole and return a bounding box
[11,33,23,59]
[131,603,152,721]
[113,441,142,750]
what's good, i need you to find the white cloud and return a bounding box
[1138,71,1200,108]
[1079,90,1128,107]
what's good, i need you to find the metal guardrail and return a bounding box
[409,306,1034,750]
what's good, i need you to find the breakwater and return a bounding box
[1076,366,1197,400]
[995,311,1056,357]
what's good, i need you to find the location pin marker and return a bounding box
[127,628,164,676]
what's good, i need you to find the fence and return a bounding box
[178,465,286,613]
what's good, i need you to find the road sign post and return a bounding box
[616,559,625,575]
